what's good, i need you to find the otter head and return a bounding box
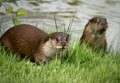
[87,16,108,35]
[49,32,69,49]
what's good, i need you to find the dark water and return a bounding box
[0,0,120,54]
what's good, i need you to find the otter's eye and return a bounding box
[56,38,59,42]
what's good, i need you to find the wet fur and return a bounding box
[80,17,108,51]
[0,24,69,64]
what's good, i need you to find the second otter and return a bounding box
[0,24,69,64]
[80,16,108,51]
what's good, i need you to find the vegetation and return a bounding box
[0,42,119,83]
[0,1,28,25]
[6,6,28,25]
[0,1,119,83]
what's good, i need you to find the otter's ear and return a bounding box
[89,18,94,22]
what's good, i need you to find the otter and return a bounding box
[0,24,69,64]
[80,16,108,51]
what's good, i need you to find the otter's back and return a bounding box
[0,24,49,56]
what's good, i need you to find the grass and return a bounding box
[0,42,119,83]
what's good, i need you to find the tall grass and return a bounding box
[0,42,119,83]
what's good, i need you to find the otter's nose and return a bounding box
[61,41,66,46]
[101,21,106,26]
[100,19,107,27]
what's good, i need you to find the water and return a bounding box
[0,0,120,54]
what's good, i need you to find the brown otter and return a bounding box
[0,24,69,64]
[80,16,108,51]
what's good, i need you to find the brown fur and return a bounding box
[80,17,108,51]
[0,24,69,64]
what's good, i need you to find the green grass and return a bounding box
[0,43,119,83]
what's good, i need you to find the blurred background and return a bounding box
[0,0,120,54]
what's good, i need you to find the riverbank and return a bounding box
[0,43,119,83]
